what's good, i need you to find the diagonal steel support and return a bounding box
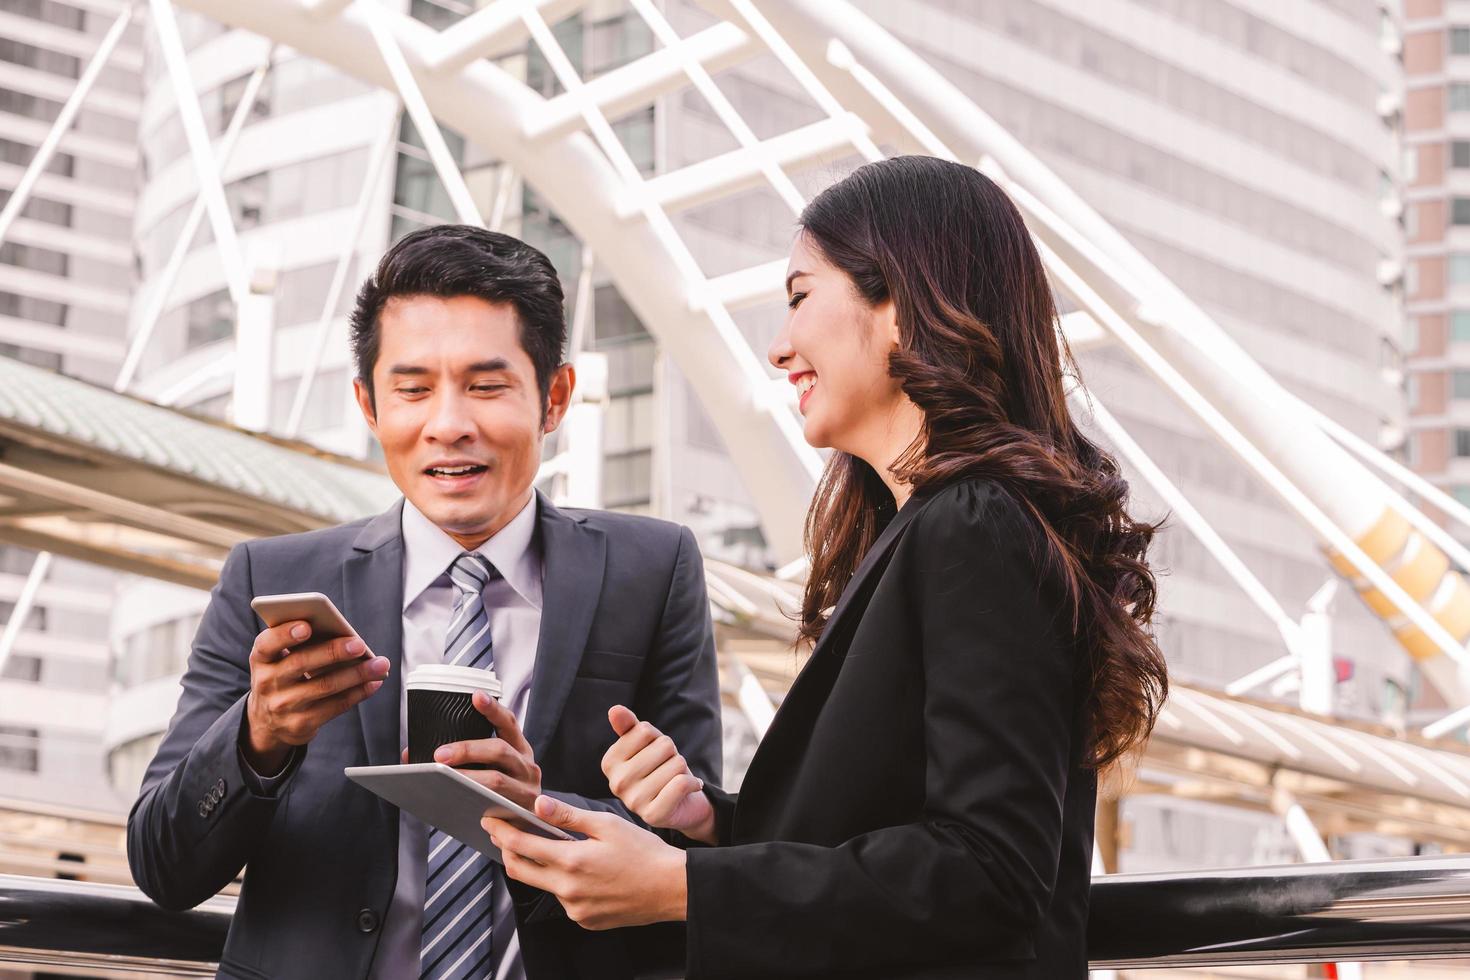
[626,0,804,213]
[364,1,482,225]
[0,7,134,250]
[114,47,277,394]
[426,0,585,73]
[525,22,756,143]
[285,98,401,438]
[1068,385,1305,650]
[303,0,356,19]
[149,0,251,307]
[0,550,50,681]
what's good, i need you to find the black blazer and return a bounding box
[127,494,722,980]
[684,478,1096,979]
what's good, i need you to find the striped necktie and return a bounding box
[420,552,500,979]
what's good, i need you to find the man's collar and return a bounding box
[400,492,541,611]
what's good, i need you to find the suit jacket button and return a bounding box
[356,908,379,933]
[216,778,227,795]
[197,802,209,818]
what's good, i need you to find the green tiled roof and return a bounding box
[0,357,397,525]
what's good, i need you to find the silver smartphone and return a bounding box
[250,591,365,667]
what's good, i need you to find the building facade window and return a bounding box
[0,725,38,773]
[1455,429,1470,457]
[0,292,65,326]
[1454,312,1470,342]
[183,289,231,350]
[114,615,201,688]
[1452,255,1470,284]
[270,370,347,432]
[1453,199,1470,225]
[0,344,60,371]
[1454,27,1470,55]
[0,36,79,76]
[0,0,86,30]
[1454,370,1470,399]
[0,242,68,277]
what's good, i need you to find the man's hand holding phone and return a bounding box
[243,621,390,775]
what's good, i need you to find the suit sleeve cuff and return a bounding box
[234,698,304,797]
[703,784,737,846]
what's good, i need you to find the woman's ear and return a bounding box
[876,298,900,348]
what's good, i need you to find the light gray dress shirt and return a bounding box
[369,493,543,980]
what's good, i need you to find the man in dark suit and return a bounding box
[127,225,723,980]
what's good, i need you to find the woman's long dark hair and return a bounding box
[798,156,1167,770]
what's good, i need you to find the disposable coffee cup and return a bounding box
[406,664,502,766]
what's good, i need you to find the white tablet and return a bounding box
[344,763,580,862]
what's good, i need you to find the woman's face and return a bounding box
[769,235,904,455]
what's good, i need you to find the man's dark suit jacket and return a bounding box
[127,493,722,980]
[684,478,1097,979]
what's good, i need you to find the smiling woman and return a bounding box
[484,156,1169,980]
[347,227,576,550]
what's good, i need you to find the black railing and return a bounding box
[0,875,231,976]
[4,856,1470,973]
[1088,854,1470,968]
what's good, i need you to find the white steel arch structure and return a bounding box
[164,0,829,560]
[8,0,1470,745]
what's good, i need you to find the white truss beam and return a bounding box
[1068,386,1304,651]
[626,0,804,214]
[173,0,818,560]
[0,7,132,250]
[115,48,276,394]
[426,0,586,74]
[525,22,756,143]
[364,1,482,225]
[0,550,49,682]
[1057,309,1108,352]
[619,114,863,217]
[285,98,400,438]
[702,259,786,312]
[303,0,356,19]
[149,0,250,307]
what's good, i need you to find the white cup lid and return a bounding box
[406,663,501,697]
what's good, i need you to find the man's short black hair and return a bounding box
[350,224,566,411]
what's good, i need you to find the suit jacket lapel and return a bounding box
[525,492,606,754]
[807,498,925,661]
[735,496,927,831]
[345,500,406,769]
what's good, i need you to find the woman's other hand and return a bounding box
[601,705,717,844]
[485,796,687,930]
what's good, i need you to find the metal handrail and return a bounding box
[3,856,1470,972]
[0,874,232,976]
[1088,854,1470,968]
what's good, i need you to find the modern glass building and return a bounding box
[0,0,143,811]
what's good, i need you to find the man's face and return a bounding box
[355,294,574,549]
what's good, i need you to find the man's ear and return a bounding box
[543,362,577,433]
[353,377,379,438]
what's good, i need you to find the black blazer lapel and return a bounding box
[344,500,406,769]
[734,497,927,831]
[809,499,926,660]
[525,492,607,755]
